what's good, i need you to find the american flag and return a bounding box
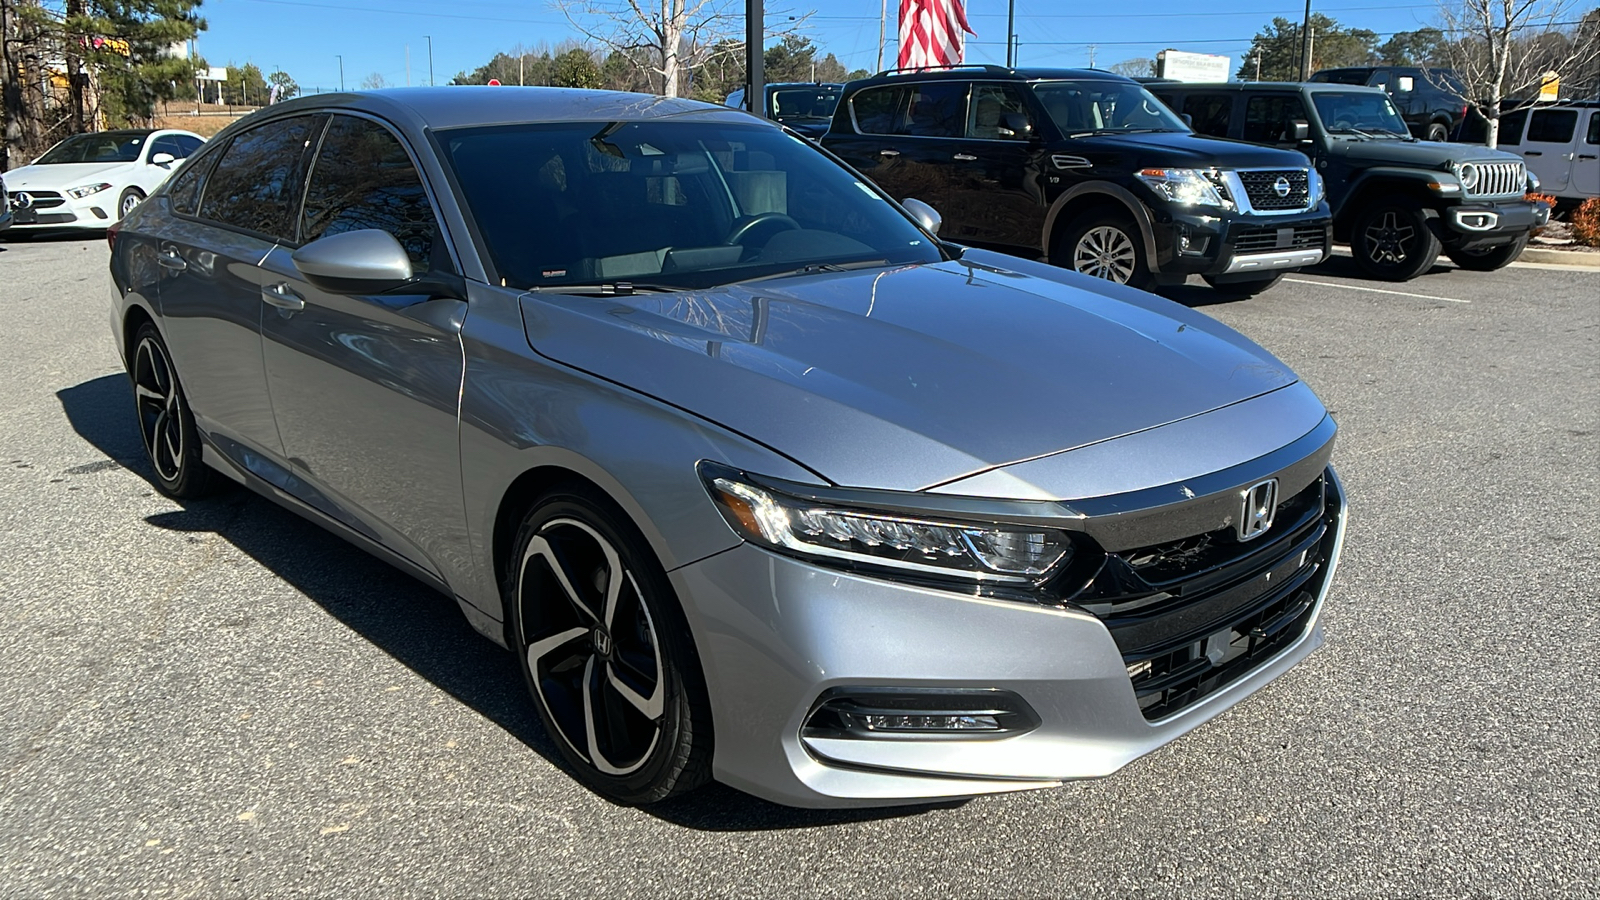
[897,0,977,69]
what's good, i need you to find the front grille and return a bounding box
[1059,473,1338,720]
[1237,169,1311,211]
[11,189,66,210]
[1465,161,1524,198]
[1232,224,1327,253]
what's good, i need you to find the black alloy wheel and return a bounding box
[1351,201,1441,281]
[130,322,213,498]
[1201,273,1284,298]
[1445,233,1528,271]
[1054,211,1153,289]
[507,489,712,804]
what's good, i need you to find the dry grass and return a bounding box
[151,114,247,138]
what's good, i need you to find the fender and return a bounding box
[1335,167,1457,220]
[1039,182,1163,272]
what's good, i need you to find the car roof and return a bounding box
[1152,81,1387,95]
[849,65,1135,86]
[259,87,764,131]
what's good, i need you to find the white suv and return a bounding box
[1498,101,1600,203]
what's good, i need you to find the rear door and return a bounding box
[155,113,322,476]
[1576,111,1599,197]
[820,84,909,186]
[1517,107,1582,195]
[256,113,468,579]
[938,82,1046,251]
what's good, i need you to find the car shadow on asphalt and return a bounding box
[57,373,954,831]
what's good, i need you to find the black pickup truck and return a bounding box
[1150,81,1547,280]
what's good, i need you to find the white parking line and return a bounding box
[1283,277,1471,303]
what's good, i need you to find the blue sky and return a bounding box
[193,0,1448,92]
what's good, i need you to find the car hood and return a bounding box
[1,161,132,192]
[1063,132,1310,168]
[1329,138,1522,167]
[520,257,1300,494]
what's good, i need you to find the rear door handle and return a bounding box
[878,149,900,158]
[157,251,186,271]
[1523,151,1542,156]
[262,282,305,311]
[953,153,978,161]
[1579,154,1598,160]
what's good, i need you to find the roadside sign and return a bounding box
[1538,71,1560,102]
[1156,50,1232,83]
[198,66,228,82]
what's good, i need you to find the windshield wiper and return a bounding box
[529,281,679,296]
[1326,127,1377,139]
[1067,127,1174,138]
[731,258,891,285]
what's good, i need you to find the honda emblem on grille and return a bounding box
[12,191,31,209]
[1237,479,1279,541]
[1273,177,1291,198]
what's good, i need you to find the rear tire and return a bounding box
[505,487,713,805]
[1425,123,1449,142]
[1350,200,1440,281]
[129,322,214,499]
[1445,233,1527,271]
[1052,211,1153,289]
[1201,273,1284,297]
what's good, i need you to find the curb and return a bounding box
[1518,247,1600,268]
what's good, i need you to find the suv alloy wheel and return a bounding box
[1351,200,1440,280]
[1056,212,1153,288]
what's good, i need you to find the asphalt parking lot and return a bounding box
[1,233,1596,897]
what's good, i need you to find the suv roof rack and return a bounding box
[873,64,1015,77]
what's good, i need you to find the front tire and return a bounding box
[130,322,214,499]
[117,187,145,220]
[506,488,713,805]
[1351,201,1441,281]
[1201,273,1284,297]
[1445,233,1528,271]
[1053,212,1153,289]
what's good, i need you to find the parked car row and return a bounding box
[1,128,205,234]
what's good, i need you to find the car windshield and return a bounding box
[438,119,943,291]
[1310,70,1372,86]
[770,87,841,121]
[36,132,149,164]
[1032,80,1189,135]
[1310,92,1410,137]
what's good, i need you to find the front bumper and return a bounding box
[4,190,117,230]
[1149,205,1332,283]
[672,467,1348,808]
[1437,197,1547,249]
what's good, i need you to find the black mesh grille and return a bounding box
[1232,224,1327,253]
[13,189,66,210]
[1237,169,1310,211]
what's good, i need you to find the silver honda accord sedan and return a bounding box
[107,88,1347,809]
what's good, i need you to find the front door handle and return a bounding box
[262,283,305,311]
[953,153,978,161]
[157,251,186,271]
[878,149,901,158]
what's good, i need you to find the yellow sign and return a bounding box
[1539,71,1560,101]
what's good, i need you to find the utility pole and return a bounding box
[746,0,764,117]
[1254,53,1262,81]
[1304,27,1315,80]
[877,0,886,71]
[426,35,434,86]
[1299,0,1313,80]
[1006,0,1016,68]
[337,54,344,91]
[1088,44,1096,69]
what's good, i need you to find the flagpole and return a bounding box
[878,0,887,71]
[1005,0,1015,68]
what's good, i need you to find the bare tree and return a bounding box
[1108,58,1156,78]
[1435,0,1600,146]
[361,72,390,90]
[553,0,806,98]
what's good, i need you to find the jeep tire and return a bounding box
[1351,200,1441,281]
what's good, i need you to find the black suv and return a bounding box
[1150,81,1547,280]
[821,66,1332,296]
[1311,67,1469,142]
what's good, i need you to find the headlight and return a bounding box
[1526,169,1541,192]
[1134,168,1228,208]
[67,182,113,199]
[702,468,1074,584]
[1454,163,1480,192]
[1308,168,1326,204]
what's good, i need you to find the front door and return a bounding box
[258,114,468,581]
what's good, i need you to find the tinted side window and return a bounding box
[1183,94,1234,137]
[147,135,187,161]
[175,135,204,157]
[199,115,322,241]
[966,84,1030,139]
[852,86,906,134]
[300,115,442,270]
[1243,94,1308,143]
[1587,112,1598,145]
[1498,109,1528,145]
[1527,109,1578,143]
[904,82,967,137]
[166,153,213,216]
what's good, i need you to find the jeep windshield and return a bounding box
[438,119,942,291]
[1032,81,1189,136]
[1310,92,1411,139]
[769,86,841,122]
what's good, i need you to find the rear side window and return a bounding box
[199,115,322,241]
[1587,112,1598,145]
[1498,109,1528,145]
[1182,94,1234,137]
[966,84,1031,139]
[166,154,214,216]
[300,115,443,270]
[852,86,905,134]
[1243,94,1308,143]
[904,82,967,137]
[1526,109,1578,143]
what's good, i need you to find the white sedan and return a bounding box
[1,129,204,232]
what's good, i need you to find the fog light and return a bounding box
[802,688,1041,740]
[1126,659,1152,679]
[860,713,1001,732]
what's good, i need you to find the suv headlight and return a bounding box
[1526,169,1540,192]
[1308,168,1326,204]
[67,182,113,199]
[702,467,1074,584]
[1453,162,1480,192]
[1134,168,1227,208]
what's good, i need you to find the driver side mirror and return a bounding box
[150,152,176,167]
[900,198,942,236]
[997,112,1034,140]
[1289,120,1310,142]
[292,229,415,294]
[1181,113,1194,128]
